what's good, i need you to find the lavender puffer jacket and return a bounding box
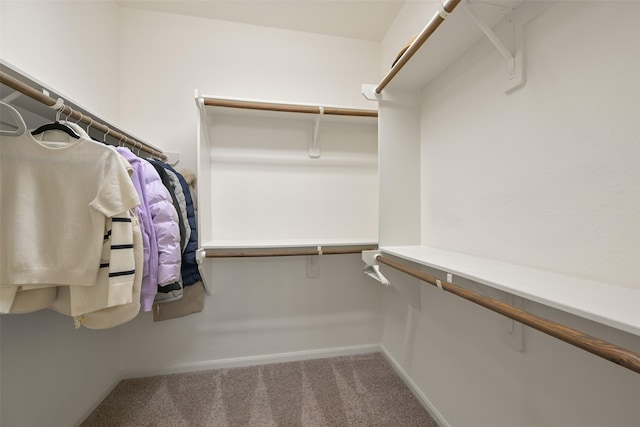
[117,148,181,311]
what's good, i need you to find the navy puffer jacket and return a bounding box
[162,163,202,287]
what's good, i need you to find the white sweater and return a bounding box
[0,130,140,291]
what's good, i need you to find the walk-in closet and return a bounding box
[1,1,639,426]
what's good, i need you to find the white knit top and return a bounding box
[0,130,140,290]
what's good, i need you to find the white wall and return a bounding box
[0,0,121,121]
[380,0,437,76]
[420,1,639,289]
[0,2,124,426]
[117,6,380,172]
[0,311,121,427]
[116,6,384,377]
[7,1,633,426]
[204,110,378,243]
[379,1,640,426]
[1,2,385,426]
[120,254,383,376]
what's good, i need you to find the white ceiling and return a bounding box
[117,0,406,41]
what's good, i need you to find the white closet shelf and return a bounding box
[198,94,378,125]
[200,94,377,115]
[373,0,524,94]
[202,239,377,258]
[379,245,640,336]
[196,91,379,251]
[0,60,166,160]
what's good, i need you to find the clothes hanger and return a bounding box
[61,120,90,139]
[0,101,28,136]
[63,107,74,122]
[31,104,79,139]
[73,111,84,124]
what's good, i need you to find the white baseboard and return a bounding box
[379,345,450,427]
[123,344,382,379]
[74,376,123,427]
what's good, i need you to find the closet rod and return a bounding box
[376,255,640,374]
[206,245,377,258]
[203,97,378,117]
[0,71,167,161]
[375,0,462,94]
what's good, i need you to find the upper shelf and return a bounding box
[202,238,378,258]
[0,60,166,160]
[375,0,524,94]
[197,94,378,125]
[380,245,640,336]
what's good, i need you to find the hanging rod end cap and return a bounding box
[438,2,450,19]
[361,84,380,101]
[48,97,65,111]
[196,248,206,264]
[362,249,382,267]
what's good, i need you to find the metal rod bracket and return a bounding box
[462,0,526,93]
[196,248,206,264]
[307,255,320,278]
[500,295,525,352]
[362,250,390,286]
[309,106,323,158]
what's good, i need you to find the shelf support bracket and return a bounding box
[309,106,323,158]
[196,248,206,264]
[500,295,525,352]
[363,250,422,310]
[462,0,525,93]
[307,253,320,279]
[195,247,212,294]
[362,250,390,286]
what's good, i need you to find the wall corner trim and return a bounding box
[379,345,451,427]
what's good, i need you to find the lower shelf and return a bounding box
[379,245,640,336]
[201,239,378,258]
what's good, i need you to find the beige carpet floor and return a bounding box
[82,352,438,426]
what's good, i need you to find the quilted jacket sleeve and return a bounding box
[140,161,181,287]
[164,168,191,253]
[171,167,203,287]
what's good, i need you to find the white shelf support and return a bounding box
[163,151,181,166]
[462,0,526,93]
[309,106,323,158]
[361,84,380,102]
[196,248,206,265]
[500,295,525,352]
[362,250,390,286]
[195,248,212,294]
[307,254,320,279]
[364,250,422,310]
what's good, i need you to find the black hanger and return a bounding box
[31,122,80,139]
